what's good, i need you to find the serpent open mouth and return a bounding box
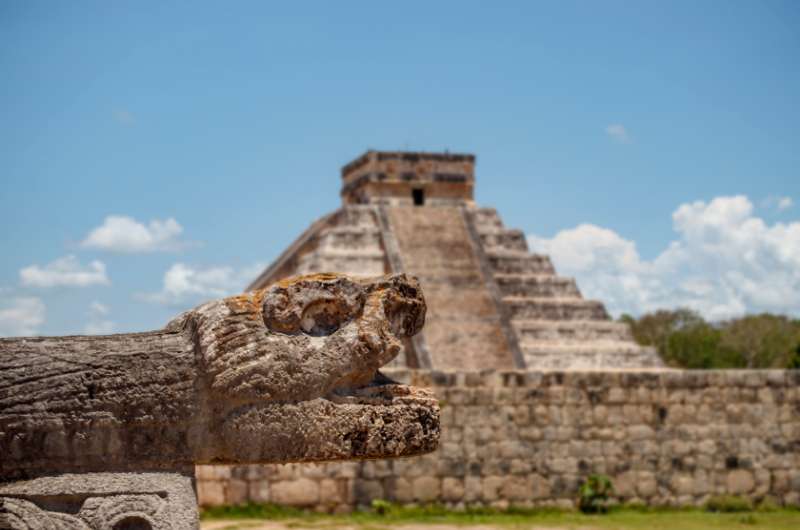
[207,373,440,465]
[194,273,440,465]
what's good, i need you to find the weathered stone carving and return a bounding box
[0,273,438,528]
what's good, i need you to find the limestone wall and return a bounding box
[197,369,800,510]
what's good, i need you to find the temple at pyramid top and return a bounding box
[249,150,664,371]
[341,150,476,206]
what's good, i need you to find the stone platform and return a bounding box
[198,369,800,510]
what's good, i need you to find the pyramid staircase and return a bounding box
[467,207,663,370]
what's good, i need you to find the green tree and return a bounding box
[625,309,703,350]
[719,314,800,368]
[788,343,800,369]
[665,322,737,368]
[622,310,800,369]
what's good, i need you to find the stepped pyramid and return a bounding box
[248,151,663,370]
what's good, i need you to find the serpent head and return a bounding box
[170,272,426,404]
[167,273,436,463]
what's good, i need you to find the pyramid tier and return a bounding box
[519,342,664,370]
[487,250,556,275]
[478,228,529,253]
[314,225,383,253]
[292,206,387,277]
[503,296,609,320]
[470,207,504,229]
[494,273,580,298]
[512,319,634,342]
[295,250,386,276]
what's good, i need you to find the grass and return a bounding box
[201,502,800,530]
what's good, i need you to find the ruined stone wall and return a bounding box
[197,369,800,510]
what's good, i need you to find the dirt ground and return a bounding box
[199,512,800,530]
[202,524,568,530]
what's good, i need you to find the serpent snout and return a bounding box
[369,274,426,338]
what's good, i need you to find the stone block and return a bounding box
[271,478,320,506]
[442,478,465,502]
[464,476,482,502]
[500,476,531,501]
[608,387,626,403]
[320,479,347,505]
[388,477,414,503]
[727,470,755,494]
[614,471,635,498]
[413,477,441,502]
[628,425,655,440]
[1,472,198,528]
[482,476,504,501]
[354,479,384,504]
[510,459,532,475]
[249,480,270,503]
[197,479,226,507]
[531,474,551,499]
[636,472,658,498]
[227,479,249,505]
[194,465,216,481]
[669,474,694,496]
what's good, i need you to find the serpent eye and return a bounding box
[300,300,345,336]
[263,292,300,334]
[262,275,367,336]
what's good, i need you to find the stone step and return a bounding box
[469,207,503,229]
[503,296,609,320]
[478,229,529,252]
[295,251,386,277]
[339,205,381,227]
[494,273,581,298]
[486,251,555,274]
[512,319,634,342]
[520,340,647,355]
[315,226,383,252]
[385,205,518,370]
[521,345,665,370]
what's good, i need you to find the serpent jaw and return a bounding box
[204,376,439,465]
[183,273,438,464]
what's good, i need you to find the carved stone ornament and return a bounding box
[0,273,439,529]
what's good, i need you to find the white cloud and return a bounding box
[84,301,115,335]
[81,215,190,253]
[761,195,794,212]
[139,262,265,307]
[528,195,800,320]
[20,255,110,288]
[605,123,631,143]
[0,297,45,336]
[89,301,109,315]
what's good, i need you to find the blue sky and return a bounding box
[1,1,799,336]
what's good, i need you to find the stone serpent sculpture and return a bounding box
[0,273,439,529]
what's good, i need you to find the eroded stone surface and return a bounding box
[0,273,439,528]
[0,472,196,529]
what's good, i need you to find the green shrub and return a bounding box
[756,497,781,512]
[370,499,393,516]
[705,495,753,513]
[578,474,614,514]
